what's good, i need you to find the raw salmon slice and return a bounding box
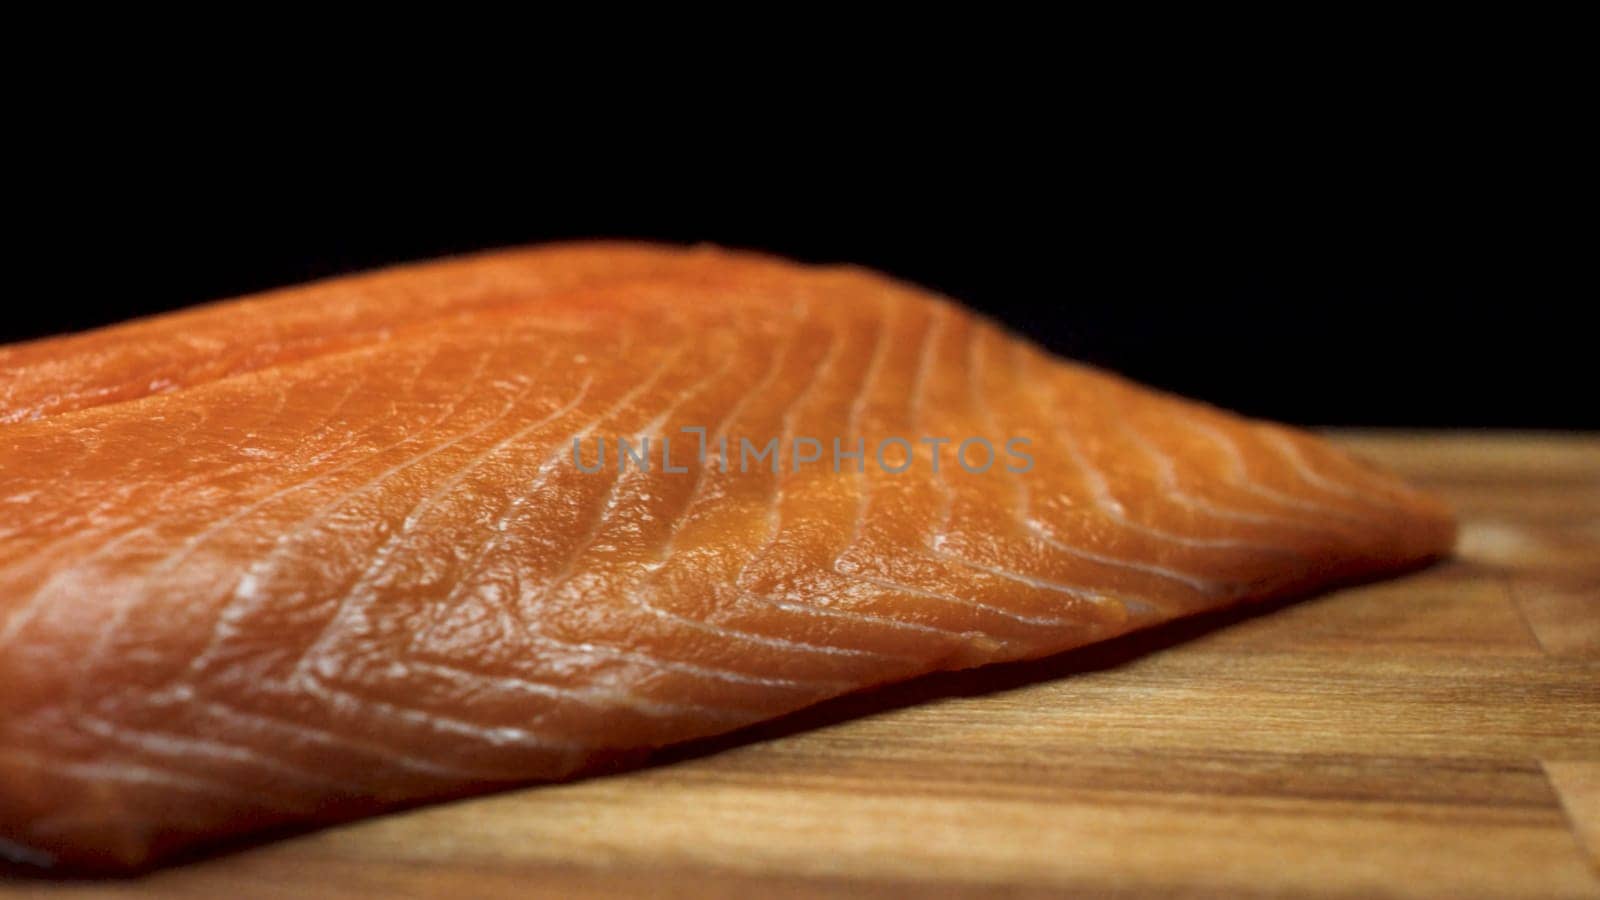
[0,244,1454,870]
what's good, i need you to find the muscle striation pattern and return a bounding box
[0,243,1454,869]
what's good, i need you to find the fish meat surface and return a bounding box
[0,243,1455,870]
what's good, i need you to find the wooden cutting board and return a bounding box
[6,431,1597,899]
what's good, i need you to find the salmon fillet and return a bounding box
[0,243,1454,870]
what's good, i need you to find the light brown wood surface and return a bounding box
[5,431,1596,898]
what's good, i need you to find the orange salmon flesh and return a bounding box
[0,243,1454,870]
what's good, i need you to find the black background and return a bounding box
[8,106,1589,430]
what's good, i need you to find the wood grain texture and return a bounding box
[4,431,1597,899]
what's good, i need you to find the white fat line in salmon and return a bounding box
[572,428,1034,475]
